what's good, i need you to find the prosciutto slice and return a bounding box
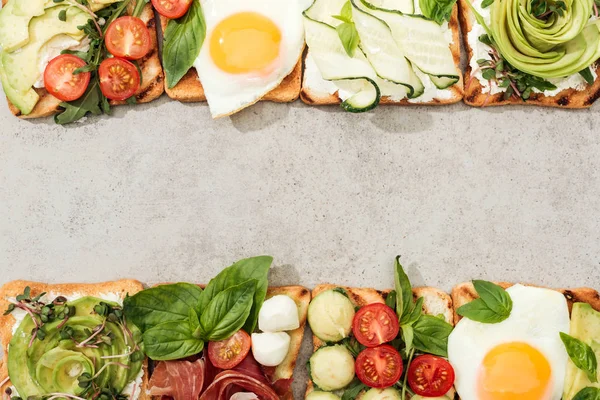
[198,369,280,400]
[148,358,206,400]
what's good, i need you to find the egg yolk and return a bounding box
[210,12,281,74]
[478,342,552,400]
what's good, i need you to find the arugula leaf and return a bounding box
[419,0,457,24]
[199,255,272,333]
[132,0,150,18]
[341,379,368,400]
[163,0,206,88]
[123,282,203,331]
[342,336,364,358]
[142,316,204,360]
[561,332,598,383]
[412,314,453,357]
[55,77,104,125]
[580,67,595,85]
[199,280,257,341]
[574,387,600,400]
[456,280,512,323]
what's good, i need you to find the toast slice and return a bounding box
[451,282,600,323]
[306,284,454,397]
[458,1,600,108]
[300,5,464,107]
[0,279,149,400]
[3,0,164,119]
[158,16,302,105]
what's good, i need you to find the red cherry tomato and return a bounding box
[355,345,403,388]
[44,54,91,102]
[151,0,192,19]
[98,57,140,101]
[407,354,455,397]
[352,303,399,348]
[105,16,151,60]
[208,330,252,370]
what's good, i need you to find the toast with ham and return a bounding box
[0,279,149,400]
[305,284,454,398]
[452,282,600,322]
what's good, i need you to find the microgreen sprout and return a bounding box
[530,0,567,19]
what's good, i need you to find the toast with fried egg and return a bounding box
[0,279,149,400]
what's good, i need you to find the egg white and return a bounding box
[448,284,570,400]
[193,0,305,118]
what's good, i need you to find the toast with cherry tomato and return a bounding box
[0,0,164,123]
[306,257,456,400]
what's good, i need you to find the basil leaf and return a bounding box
[385,290,397,312]
[412,314,453,357]
[142,318,204,360]
[163,0,206,88]
[336,22,359,57]
[340,0,353,20]
[573,387,600,400]
[199,255,272,333]
[561,332,598,383]
[419,0,457,24]
[342,336,364,358]
[402,324,414,355]
[402,296,423,326]
[456,281,512,324]
[55,77,104,125]
[481,0,494,7]
[394,256,414,323]
[199,279,257,341]
[341,379,368,400]
[123,282,203,331]
[579,67,595,85]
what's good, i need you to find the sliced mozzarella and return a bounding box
[258,295,300,332]
[251,332,291,367]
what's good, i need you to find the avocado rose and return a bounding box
[482,0,600,78]
[7,295,143,400]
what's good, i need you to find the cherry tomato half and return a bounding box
[352,303,399,348]
[355,345,403,388]
[44,54,91,102]
[98,57,140,101]
[151,0,192,19]
[407,354,455,397]
[208,330,252,370]
[105,16,151,60]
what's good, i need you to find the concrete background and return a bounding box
[1,97,599,397]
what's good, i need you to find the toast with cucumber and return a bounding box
[301,0,464,112]
[0,279,149,400]
[459,0,600,108]
[306,257,457,400]
[0,0,164,123]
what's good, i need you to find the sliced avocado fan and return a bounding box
[488,0,600,78]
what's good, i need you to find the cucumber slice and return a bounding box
[340,78,381,112]
[307,391,342,400]
[361,0,414,15]
[310,345,356,391]
[428,74,459,89]
[361,387,402,400]
[308,289,356,342]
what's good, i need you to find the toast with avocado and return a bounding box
[305,258,456,400]
[0,0,164,123]
[0,279,149,400]
[459,0,600,108]
[301,0,464,112]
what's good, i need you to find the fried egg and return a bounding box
[448,284,570,400]
[193,0,305,118]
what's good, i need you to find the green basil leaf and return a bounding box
[573,387,600,400]
[473,280,512,316]
[402,324,414,355]
[481,0,494,7]
[385,290,397,312]
[142,319,204,360]
[199,255,272,333]
[340,0,353,20]
[199,279,257,341]
[341,379,368,400]
[419,0,457,24]
[401,296,423,326]
[342,336,364,358]
[123,282,203,331]
[561,333,598,383]
[579,67,595,85]
[456,298,508,323]
[394,256,414,323]
[336,22,359,57]
[163,0,206,88]
[412,314,453,357]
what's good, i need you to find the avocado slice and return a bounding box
[8,296,142,399]
[563,302,600,400]
[0,55,39,115]
[0,0,48,53]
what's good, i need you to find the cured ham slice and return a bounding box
[148,358,206,400]
[198,369,280,400]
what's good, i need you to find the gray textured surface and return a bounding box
[1,98,600,398]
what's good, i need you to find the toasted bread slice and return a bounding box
[3,0,164,119]
[451,282,600,323]
[158,16,302,106]
[0,279,149,400]
[300,5,464,107]
[458,1,600,108]
[306,284,454,398]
